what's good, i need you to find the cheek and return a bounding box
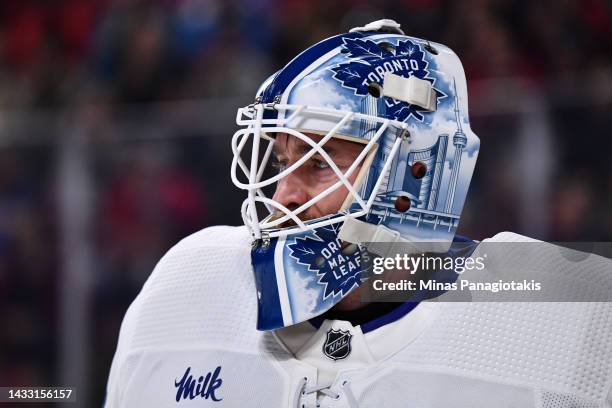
[310,191,344,218]
[306,180,339,217]
[310,167,362,215]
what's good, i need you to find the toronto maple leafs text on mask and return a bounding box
[372,253,486,275]
[331,37,445,122]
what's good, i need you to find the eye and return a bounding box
[313,159,330,170]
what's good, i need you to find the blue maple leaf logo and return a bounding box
[331,37,446,122]
[342,37,391,59]
[288,223,370,300]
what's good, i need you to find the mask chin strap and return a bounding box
[338,217,449,257]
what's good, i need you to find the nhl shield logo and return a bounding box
[323,329,352,360]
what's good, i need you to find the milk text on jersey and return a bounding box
[174,366,223,403]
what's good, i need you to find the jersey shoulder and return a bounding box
[481,231,541,243]
[120,225,261,352]
[169,224,252,251]
[390,232,612,405]
[105,226,292,407]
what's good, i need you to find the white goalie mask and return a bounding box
[230,19,480,330]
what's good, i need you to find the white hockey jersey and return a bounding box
[105,226,612,408]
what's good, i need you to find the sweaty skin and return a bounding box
[271,132,388,312]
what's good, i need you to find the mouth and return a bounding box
[267,211,316,229]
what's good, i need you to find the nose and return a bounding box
[272,169,310,212]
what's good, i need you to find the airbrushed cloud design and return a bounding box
[289,70,359,112]
[331,37,446,122]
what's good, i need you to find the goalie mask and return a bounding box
[231,19,480,330]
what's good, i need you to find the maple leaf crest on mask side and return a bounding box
[287,223,369,300]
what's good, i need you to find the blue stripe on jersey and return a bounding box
[362,234,478,333]
[310,235,479,333]
[260,31,364,103]
[252,238,285,330]
[361,301,420,333]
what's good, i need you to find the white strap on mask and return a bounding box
[338,217,421,257]
[382,72,437,112]
[338,217,450,257]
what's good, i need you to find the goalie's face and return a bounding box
[271,132,364,223]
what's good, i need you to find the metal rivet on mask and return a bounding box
[411,161,427,179]
[316,256,325,266]
[378,42,395,53]
[399,129,410,140]
[367,82,383,98]
[252,237,271,250]
[394,196,411,213]
[262,236,271,249]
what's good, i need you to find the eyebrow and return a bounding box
[273,139,338,158]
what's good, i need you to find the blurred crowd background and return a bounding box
[0,0,610,406]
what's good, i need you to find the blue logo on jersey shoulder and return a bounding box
[175,366,223,403]
[287,224,371,300]
[331,37,445,122]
